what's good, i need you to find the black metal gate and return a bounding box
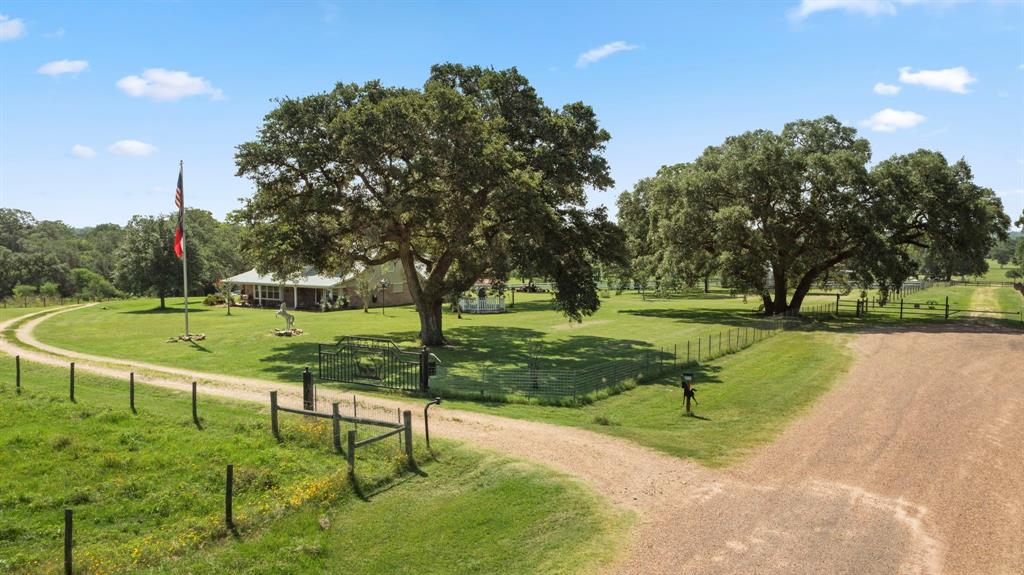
[318,336,429,392]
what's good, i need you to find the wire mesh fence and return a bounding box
[427,314,795,405]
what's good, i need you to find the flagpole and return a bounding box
[180,160,190,337]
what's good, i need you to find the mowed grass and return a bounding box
[0,359,625,574]
[441,330,853,467]
[33,290,839,384]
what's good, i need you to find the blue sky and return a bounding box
[1,0,1022,227]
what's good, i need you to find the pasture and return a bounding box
[0,359,624,574]
[33,289,836,383]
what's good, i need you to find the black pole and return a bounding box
[15,355,20,394]
[225,464,234,529]
[69,362,75,402]
[64,508,73,575]
[270,391,279,439]
[129,372,135,413]
[191,381,199,427]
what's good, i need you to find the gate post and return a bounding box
[419,347,430,393]
[945,296,950,320]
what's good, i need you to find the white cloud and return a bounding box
[576,41,638,68]
[37,59,89,76]
[0,14,26,40]
[109,140,157,156]
[71,144,97,159]
[861,108,926,132]
[873,82,902,95]
[898,66,976,93]
[791,1,897,20]
[44,27,65,38]
[116,68,225,102]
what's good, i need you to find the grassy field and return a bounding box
[0,359,625,574]
[33,290,837,383]
[971,259,1021,282]
[442,330,853,467]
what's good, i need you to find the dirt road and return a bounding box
[3,308,1021,574]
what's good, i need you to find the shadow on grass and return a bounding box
[121,306,210,315]
[619,307,765,329]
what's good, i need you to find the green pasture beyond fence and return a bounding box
[3,357,418,575]
[427,314,795,405]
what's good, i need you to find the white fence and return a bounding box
[458,297,507,314]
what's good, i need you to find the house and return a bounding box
[223,262,415,310]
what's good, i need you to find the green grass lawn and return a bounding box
[440,330,853,467]
[969,259,1021,282]
[0,359,625,574]
[33,290,837,384]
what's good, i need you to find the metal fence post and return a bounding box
[270,391,279,439]
[944,296,949,320]
[69,362,75,402]
[302,368,314,411]
[403,410,414,467]
[331,402,342,453]
[225,464,234,529]
[129,372,135,413]
[64,508,73,575]
[15,355,20,394]
[191,381,200,427]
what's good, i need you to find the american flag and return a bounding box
[173,165,185,258]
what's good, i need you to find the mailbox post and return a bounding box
[681,372,696,416]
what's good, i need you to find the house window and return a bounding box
[261,285,281,300]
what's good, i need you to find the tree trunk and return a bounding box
[418,299,445,346]
[788,272,819,315]
[159,294,166,309]
[703,276,709,293]
[770,269,787,315]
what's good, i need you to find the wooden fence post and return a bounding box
[403,410,414,467]
[899,298,904,319]
[191,381,200,427]
[64,508,73,575]
[944,296,950,320]
[331,402,342,454]
[129,372,135,413]
[270,391,279,440]
[69,362,75,402]
[225,464,234,529]
[346,430,356,475]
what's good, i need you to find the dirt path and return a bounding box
[3,308,1022,574]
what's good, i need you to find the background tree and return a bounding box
[114,215,206,308]
[988,237,1017,268]
[234,64,623,345]
[623,116,1010,314]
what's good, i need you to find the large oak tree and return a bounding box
[233,64,622,345]
[623,116,1010,314]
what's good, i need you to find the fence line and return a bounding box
[428,314,794,404]
[6,357,419,574]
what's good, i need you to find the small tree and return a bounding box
[12,284,35,300]
[39,282,60,299]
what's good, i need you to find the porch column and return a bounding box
[293,286,298,308]
[256,285,262,306]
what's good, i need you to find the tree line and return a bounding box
[0,207,250,306]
